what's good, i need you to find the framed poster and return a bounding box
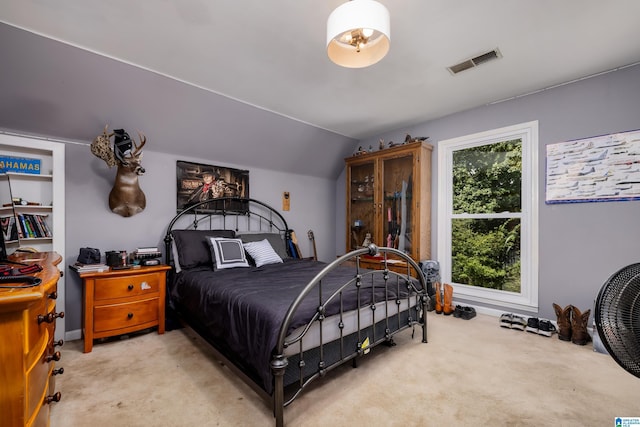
[176,161,249,211]
[546,129,640,204]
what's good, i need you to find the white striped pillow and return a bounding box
[243,239,283,267]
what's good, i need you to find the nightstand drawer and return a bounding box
[94,272,160,301]
[94,297,159,332]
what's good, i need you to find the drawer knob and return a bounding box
[44,392,62,404]
[53,367,64,376]
[38,311,65,324]
[127,312,134,319]
[48,291,58,300]
[54,339,64,347]
[128,284,134,290]
[46,351,61,363]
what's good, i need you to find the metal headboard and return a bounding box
[164,197,293,266]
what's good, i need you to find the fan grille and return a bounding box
[595,263,640,378]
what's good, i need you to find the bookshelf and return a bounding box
[0,132,66,340]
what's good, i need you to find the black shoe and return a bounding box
[453,305,464,318]
[525,317,539,334]
[460,306,476,320]
[510,315,527,331]
[537,319,557,337]
[499,313,513,328]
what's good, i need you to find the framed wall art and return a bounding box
[176,160,249,211]
[546,129,640,204]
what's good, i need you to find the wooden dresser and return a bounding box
[0,252,64,427]
[78,265,170,353]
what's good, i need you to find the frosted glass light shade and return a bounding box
[327,0,390,68]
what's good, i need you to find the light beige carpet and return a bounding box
[51,313,640,426]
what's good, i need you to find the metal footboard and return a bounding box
[270,245,429,427]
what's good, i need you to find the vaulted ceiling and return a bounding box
[1,1,639,178]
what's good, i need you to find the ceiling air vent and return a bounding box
[448,48,502,75]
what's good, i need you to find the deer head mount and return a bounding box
[91,126,147,217]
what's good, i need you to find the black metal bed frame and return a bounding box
[164,197,429,426]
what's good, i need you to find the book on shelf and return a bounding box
[1,216,19,242]
[17,214,29,238]
[69,262,109,273]
[14,213,51,239]
[34,214,52,237]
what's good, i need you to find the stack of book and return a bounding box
[69,262,109,273]
[133,247,162,260]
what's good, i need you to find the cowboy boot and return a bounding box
[571,306,592,346]
[553,303,573,342]
[442,283,455,315]
[435,282,443,314]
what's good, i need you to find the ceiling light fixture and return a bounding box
[326,0,390,68]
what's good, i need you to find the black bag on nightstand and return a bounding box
[77,247,101,264]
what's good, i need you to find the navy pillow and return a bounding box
[172,229,235,270]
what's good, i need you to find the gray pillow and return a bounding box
[207,237,250,270]
[238,232,289,259]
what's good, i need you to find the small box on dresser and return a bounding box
[77,264,171,353]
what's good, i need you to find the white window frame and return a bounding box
[437,121,539,312]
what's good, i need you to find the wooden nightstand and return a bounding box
[78,265,171,353]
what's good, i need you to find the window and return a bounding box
[437,121,539,312]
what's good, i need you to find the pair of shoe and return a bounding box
[453,305,476,320]
[553,303,592,345]
[499,313,526,330]
[525,318,557,337]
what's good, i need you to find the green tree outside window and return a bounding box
[451,140,522,292]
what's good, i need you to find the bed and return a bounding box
[164,197,429,426]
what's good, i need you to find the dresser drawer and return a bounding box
[29,400,49,427]
[26,305,58,367]
[94,273,160,301]
[94,297,159,332]
[27,356,52,420]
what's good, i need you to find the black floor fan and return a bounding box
[594,263,640,378]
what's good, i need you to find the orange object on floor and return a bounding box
[435,282,443,314]
[442,283,454,315]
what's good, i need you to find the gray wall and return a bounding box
[64,143,336,335]
[339,63,640,321]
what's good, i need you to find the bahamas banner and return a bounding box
[0,156,41,174]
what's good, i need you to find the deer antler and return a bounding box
[132,132,146,156]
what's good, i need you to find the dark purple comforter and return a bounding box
[170,258,414,393]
